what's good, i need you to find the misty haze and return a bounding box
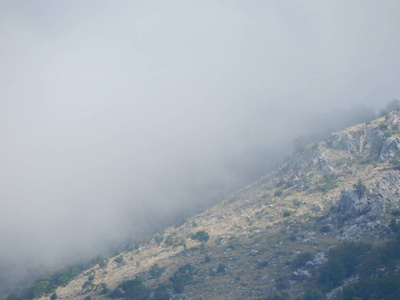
[1,0,400,297]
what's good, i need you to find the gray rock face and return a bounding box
[376,171,400,208]
[338,189,368,216]
[324,186,393,240]
[317,156,335,173]
[282,145,322,175]
[379,136,400,161]
[327,111,400,161]
[336,127,383,159]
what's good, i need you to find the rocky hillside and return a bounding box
[20,110,400,299]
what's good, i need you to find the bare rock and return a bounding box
[292,269,311,280]
[338,189,368,216]
[379,136,400,161]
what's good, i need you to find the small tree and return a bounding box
[191,231,209,243]
[153,283,171,300]
[169,264,195,293]
[91,256,107,268]
[217,263,226,274]
[149,264,165,278]
[110,277,150,299]
[353,180,367,197]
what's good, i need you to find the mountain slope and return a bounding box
[30,110,400,300]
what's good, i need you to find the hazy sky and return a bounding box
[1,0,400,276]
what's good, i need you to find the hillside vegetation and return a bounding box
[9,109,400,300]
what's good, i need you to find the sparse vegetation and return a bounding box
[91,255,107,268]
[317,173,337,193]
[292,199,302,207]
[154,234,164,245]
[390,158,400,170]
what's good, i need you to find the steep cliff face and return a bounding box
[278,111,400,242]
[26,110,400,300]
[328,111,400,161]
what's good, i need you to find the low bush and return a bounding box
[190,230,209,243]
[153,283,171,300]
[292,252,314,269]
[149,264,165,278]
[169,264,195,293]
[110,277,150,300]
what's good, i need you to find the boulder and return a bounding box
[338,189,368,216]
[379,136,400,161]
[292,269,311,280]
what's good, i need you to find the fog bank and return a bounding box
[1,0,400,291]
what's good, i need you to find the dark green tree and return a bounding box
[190,230,209,243]
[149,264,165,278]
[110,277,150,300]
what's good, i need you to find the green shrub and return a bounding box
[191,230,209,243]
[154,234,164,245]
[82,280,95,290]
[149,264,165,278]
[379,123,388,130]
[90,256,107,268]
[292,200,302,207]
[358,157,375,165]
[353,180,367,197]
[28,281,51,299]
[100,282,110,295]
[164,235,174,246]
[110,277,150,299]
[292,252,314,268]
[169,264,195,293]
[318,173,337,193]
[257,260,269,269]
[359,240,400,277]
[384,129,397,137]
[390,159,400,170]
[114,256,124,264]
[318,241,371,290]
[217,263,226,274]
[153,283,171,300]
[341,275,400,300]
[304,289,325,300]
